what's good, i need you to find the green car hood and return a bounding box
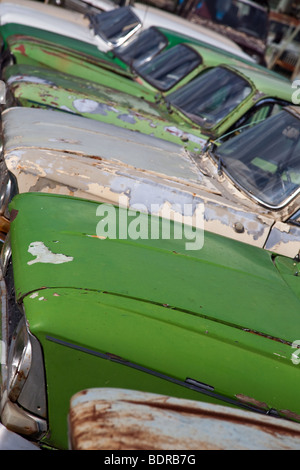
[4,63,209,152]
[6,33,131,76]
[9,192,300,344]
[8,192,300,447]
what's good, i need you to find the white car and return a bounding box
[0,0,254,58]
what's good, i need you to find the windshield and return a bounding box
[133,44,202,91]
[87,6,141,47]
[195,0,268,40]
[269,20,300,44]
[167,67,252,128]
[113,27,168,67]
[215,110,300,208]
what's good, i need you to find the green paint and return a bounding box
[7,192,300,448]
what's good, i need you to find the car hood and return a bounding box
[4,64,209,152]
[2,107,277,251]
[9,192,300,345]
[6,35,156,98]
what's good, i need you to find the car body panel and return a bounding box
[3,62,292,154]
[2,106,300,260]
[2,191,300,449]
[5,36,253,97]
[0,0,254,59]
[68,388,300,450]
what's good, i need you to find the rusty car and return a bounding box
[2,59,292,154]
[1,105,300,260]
[2,36,264,103]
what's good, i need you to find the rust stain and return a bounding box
[69,394,300,450]
[235,394,269,410]
[14,44,27,57]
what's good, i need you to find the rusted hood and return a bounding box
[2,107,276,251]
[69,388,300,450]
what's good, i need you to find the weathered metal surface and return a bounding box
[69,388,300,450]
[2,106,300,258]
[3,58,292,158]
[0,2,95,46]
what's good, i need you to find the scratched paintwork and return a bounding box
[2,106,300,258]
[2,191,300,449]
[69,388,300,450]
[3,61,293,154]
[6,35,254,98]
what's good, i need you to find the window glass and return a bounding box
[134,44,202,91]
[88,6,141,47]
[168,67,251,127]
[216,110,300,207]
[114,27,168,67]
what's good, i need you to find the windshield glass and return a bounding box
[269,20,300,44]
[113,27,168,67]
[195,0,268,39]
[167,67,252,128]
[87,6,141,47]
[134,44,202,91]
[215,110,300,207]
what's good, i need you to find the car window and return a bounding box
[134,44,202,91]
[289,209,300,226]
[113,27,168,67]
[168,66,252,128]
[87,6,141,47]
[193,0,268,40]
[215,109,300,208]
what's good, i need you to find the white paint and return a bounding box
[27,241,74,265]
[6,75,55,86]
[29,292,39,299]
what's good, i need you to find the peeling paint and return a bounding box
[27,241,74,265]
[7,74,56,86]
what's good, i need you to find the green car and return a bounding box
[1,191,300,449]
[4,40,250,103]
[4,60,292,153]
[3,23,255,78]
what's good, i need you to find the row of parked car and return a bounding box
[0,0,300,451]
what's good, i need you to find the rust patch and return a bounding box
[10,209,18,222]
[14,44,27,57]
[242,328,292,346]
[235,394,269,410]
